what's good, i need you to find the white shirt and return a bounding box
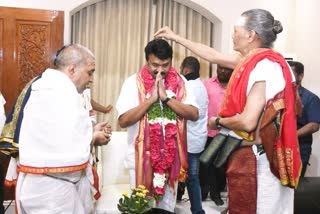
[185,78,208,153]
[116,73,198,169]
[247,59,295,101]
[19,69,92,168]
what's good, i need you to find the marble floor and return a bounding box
[4,191,229,214]
[175,191,228,214]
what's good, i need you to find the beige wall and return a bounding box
[1,0,319,176]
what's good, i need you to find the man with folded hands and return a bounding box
[116,39,199,213]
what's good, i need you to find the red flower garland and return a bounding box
[141,67,179,196]
[149,123,177,195]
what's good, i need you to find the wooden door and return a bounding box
[0,6,64,201]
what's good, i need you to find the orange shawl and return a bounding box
[220,48,301,187]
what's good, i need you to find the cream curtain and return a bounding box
[71,0,214,130]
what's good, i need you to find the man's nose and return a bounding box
[158,66,165,73]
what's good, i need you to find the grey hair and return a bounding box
[54,44,95,69]
[241,9,283,48]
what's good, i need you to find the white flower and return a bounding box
[149,117,176,125]
[166,90,176,99]
[153,173,166,188]
[162,118,176,125]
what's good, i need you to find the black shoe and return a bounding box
[151,208,174,214]
[201,185,209,201]
[176,182,185,201]
[210,192,224,206]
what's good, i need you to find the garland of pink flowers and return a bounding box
[141,67,179,196]
[149,123,176,195]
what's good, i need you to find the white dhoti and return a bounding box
[0,69,98,214]
[254,148,294,214]
[17,170,95,214]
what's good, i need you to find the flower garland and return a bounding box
[148,92,176,195]
[141,68,179,197]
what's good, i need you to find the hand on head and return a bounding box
[154,26,177,42]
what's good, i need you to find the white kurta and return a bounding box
[248,59,295,214]
[116,72,198,212]
[15,68,95,214]
[19,69,92,168]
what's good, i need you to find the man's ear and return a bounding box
[66,64,76,76]
[299,73,304,82]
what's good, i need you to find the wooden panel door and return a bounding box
[0,6,64,113]
[0,6,64,201]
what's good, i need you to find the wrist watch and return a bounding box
[162,97,171,105]
[215,117,222,128]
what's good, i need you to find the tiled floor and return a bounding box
[4,193,229,214]
[3,200,15,214]
[175,192,228,214]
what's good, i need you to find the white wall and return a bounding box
[294,0,320,176]
[1,0,319,176]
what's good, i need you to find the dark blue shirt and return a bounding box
[297,86,320,164]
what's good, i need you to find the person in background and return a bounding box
[0,93,5,134]
[82,88,113,124]
[116,39,198,213]
[0,92,6,213]
[155,8,301,213]
[200,65,233,206]
[178,56,208,214]
[0,44,112,214]
[91,98,113,114]
[288,60,320,177]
